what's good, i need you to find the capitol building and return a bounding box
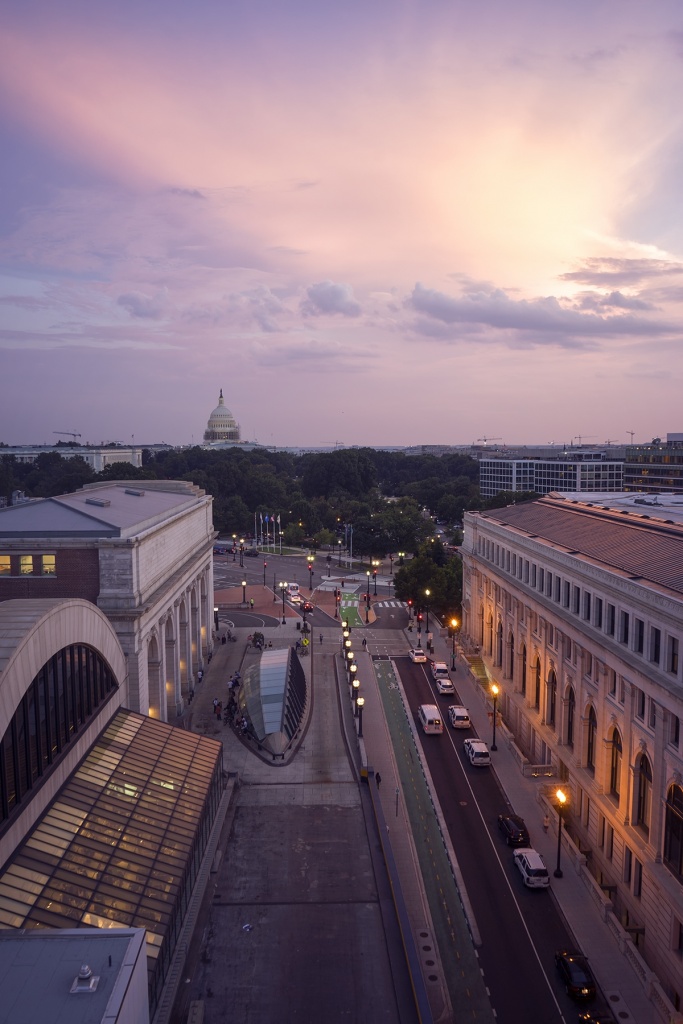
[203,389,241,443]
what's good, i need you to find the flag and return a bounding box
[265,514,269,523]
[259,512,263,524]
[277,514,281,525]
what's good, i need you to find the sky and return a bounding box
[2,0,683,448]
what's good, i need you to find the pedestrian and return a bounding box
[362,637,367,648]
[375,772,382,790]
[197,669,203,683]
[319,633,323,644]
[543,814,550,834]
[213,697,218,711]
[250,598,254,609]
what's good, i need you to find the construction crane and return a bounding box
[573,435,595,445]
[323,441,345,448]
[476,436,502,445]
[627,430,636,444]
[53,431,82,442]
[603,439,618,446]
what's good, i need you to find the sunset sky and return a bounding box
[2,0,683,448]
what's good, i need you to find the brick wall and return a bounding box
[0,549,100,604]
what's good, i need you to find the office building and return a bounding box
[461,491,683,1010]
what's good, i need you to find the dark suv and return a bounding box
[497,813,530,847]
[555,950,596,1001]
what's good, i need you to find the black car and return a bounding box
[555,950,596,1001]
[578,1011,616,1023]
[244,548,259,557]
[497,813,531,847]
[301,600,314,613]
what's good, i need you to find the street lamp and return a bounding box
[450,618,458,670]
[389,553,394,575]
[424,589,431,633]
[232,534,237,561]
[338,539,342,566]
[349,662,357,686]
[554,789,567,878]
[308,559,314,591]
[356,696,365,737]
[366,571,370,600]
[279,581,287,625]
[398,551,405,566]
[490,683,499,751]
[372,561,379,595]
[273,573,277,601]
[242,579,247,604]
[239,538,245,567]
[214,605,219,632]
[352,677,360,714]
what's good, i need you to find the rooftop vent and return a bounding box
[70,963,100,994]
[124,488,145,497]
[85,498,111,508]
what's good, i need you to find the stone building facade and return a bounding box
[0,480,215,721]
[461,492,683,1011]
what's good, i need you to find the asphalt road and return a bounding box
[395,658,587,1024]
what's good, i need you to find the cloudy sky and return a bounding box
[2,0,683,448]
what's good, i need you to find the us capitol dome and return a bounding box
[203,389,241,443]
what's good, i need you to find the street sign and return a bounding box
[302,637,310,646]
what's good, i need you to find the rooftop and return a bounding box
[473,491,683,597]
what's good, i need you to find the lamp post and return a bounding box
[338,539,342,566]
[273,573,277,601]
[213,605,219,632]
[450,618,458,670]
[346,650,354,676]
[554,789,567,878]
[424,589,431,633]
[366,571,371,600]
[356,696,365,737]
[232,535,237,561]
[398,551,405,566]
[372,560,379,595]
[239,539,245,568]
[280,581,287,625]
[308,559,314,591]
[490,683,499,751]
[389,553,394,575]
[263,561,267,587]
[242,579,247,605]
[349,662,357,688]
[352,678,360,714]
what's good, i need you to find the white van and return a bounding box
[448,705,471,729]
[286,583,301,604]
[418,704,444,734]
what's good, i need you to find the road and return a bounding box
[395,657,591,1024]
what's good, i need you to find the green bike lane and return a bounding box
[372,659,495,1023]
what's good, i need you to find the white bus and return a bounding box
[286,583,301,603]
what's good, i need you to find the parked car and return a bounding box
[244,547,259,557]
[463,738,491,766]
[497,813,530,847]
[513,848,549,888]
[554,950,596,1001]
[409,648,427,663]
[448,705,471,729]
[436,677,455,695]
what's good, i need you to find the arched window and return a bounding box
[609,729,622,800]
[486,614,493,655]
[534,658,541,710]
[521,643,527,697]
[478,607,484,646]
[586,706,597,772]
[635,753,652,835]
[547,670,557,728]
[0,644,117,827]
[664,785,683,883]
[496,621,503,665]
[507,632,514,679]
[566,688,575,748]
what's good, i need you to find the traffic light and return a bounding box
[407,599,413,608]
[263,561,267,567]
[417,612,423,622]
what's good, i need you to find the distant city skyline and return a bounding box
[2,1,683,447]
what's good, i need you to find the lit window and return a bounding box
[20,555,34,576]
[41,555,56,576]
[0,555,10,576]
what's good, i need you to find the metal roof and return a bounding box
[476,494,683,596]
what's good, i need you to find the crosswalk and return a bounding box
[373,600,407,609]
